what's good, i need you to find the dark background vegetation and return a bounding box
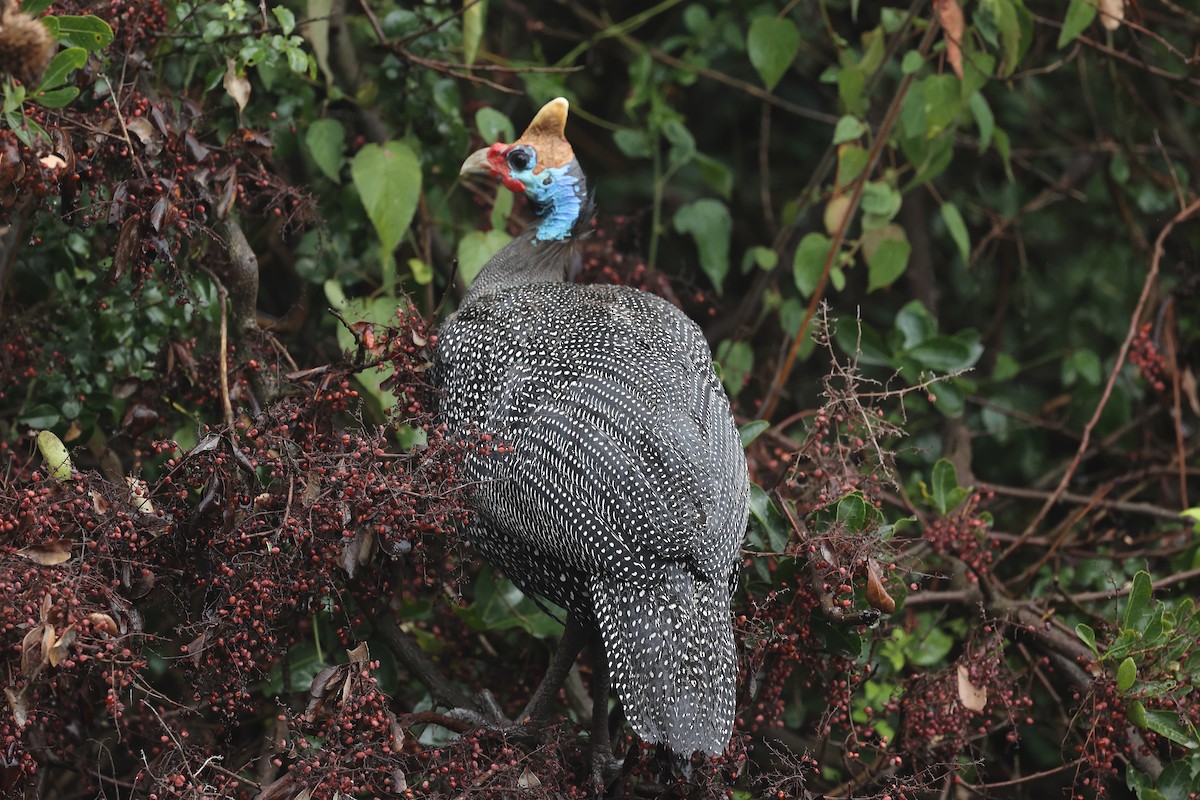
[1,0,1198,797]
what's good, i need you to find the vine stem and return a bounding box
[1002,196,1200,559]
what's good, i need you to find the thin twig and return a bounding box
[1002,197,1200,557]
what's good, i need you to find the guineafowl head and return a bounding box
[460,97,588,242]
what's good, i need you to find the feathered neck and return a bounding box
[462,196,594,304]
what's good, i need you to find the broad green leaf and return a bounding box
[908,335,981,372]
[37,430,73,481]
[305,118,345,182]
[33,86,80,108]
[833,115,866,144]
[662,118,696,168]
[922,74,962,138]
[739,420,769,447]
[836,492,868,530]
[940,202,970,262]
[674,199,732,293]
[836,145,869,188]
[457,229,512,287]
[475,106,514,144]
[968,92,995,151]
[792,232,832,297]
[747,16,799,91]
[931,459,965,515]
[407,257,432,286]
[747,245,778,271]
[41,15,114,51]
[694,152,733,199]
[1122,571,1153,632]
[866,235,911,292]
[1076,623,1098,654]
[324,282,400,405]
[21,0,55,12]
[715,340,753,396]
[900,50,924,74]
[351,141,421,294]
[462,0,487,65]
[860,181,902,224]
[36,47,87,93]
[1058,0,1097,48]
[1064,348,1102,387]
[272,6,296,35]
[1129,700,1198,748]
[1116,656,1136,692]
[613,129,652,159]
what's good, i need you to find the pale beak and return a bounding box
[460,147,494,177]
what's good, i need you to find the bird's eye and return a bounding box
[507,147,533,171]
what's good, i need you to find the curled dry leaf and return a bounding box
[936,0,965,80]
[223,59,251,112]
[4,687,29,729]
[17,540,72,566]
[1099,0,1125,30]
[21,625,46,676]
[864,558,896,613]
[957,664,988,711]
[346,642,370,664]
[47,625,76,668]
[87,612,118,636]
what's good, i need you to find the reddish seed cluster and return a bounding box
[1129,323,1167,393]
[921,490,997,580]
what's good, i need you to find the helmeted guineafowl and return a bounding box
[433,97,750,765]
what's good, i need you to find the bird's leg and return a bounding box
[518,613,587,726]
[587,639,623,791]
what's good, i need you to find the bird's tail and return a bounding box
[590,569,737,757]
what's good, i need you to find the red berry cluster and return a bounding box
[921,489,997,580]
[1128,323,1167,393]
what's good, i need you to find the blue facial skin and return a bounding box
[506,147,584,242]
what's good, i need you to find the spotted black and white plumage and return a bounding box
[434,98,749,757]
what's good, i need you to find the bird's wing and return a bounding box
[451,285,746,585]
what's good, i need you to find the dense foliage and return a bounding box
[1,0,1198,797]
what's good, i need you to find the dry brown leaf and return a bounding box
[957,664,987,711]
[936,0,965,80]
[346,642,370,663]
[17,540,72,565]
[1099,0,1125,30]
[865,559,896,613]
[5,687,29,729]
[21,625,45,676]
[48,625,76,667]
[517,768,542,788]
[87,613,118,636]
[223,59,251,112]
[1181,367,1199,416]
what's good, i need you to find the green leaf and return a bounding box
[866,235,911,292]
[462,0,486,64]
[32,86,80,108]
[748,245,778,271]
[900,50,924,74]
[792,232,832,297]
[475,106,514,144]
[1122,571,1153,632]
[1116,656,1136,692]
[613,129,652,159]
[305,118,345,182]
[833,115,866,144]
[21,0,55,12]
[673,199,732,293]
[35,47,87,93]
[37,430,73,481]
[1129,701,1198,748]
[1076,623,1098,654]
[457,229,512,287]
[715,340,753,396]
[836,492,868,531]
[351,141,421,294]
[747,16,799,91]
[739,420,769,447]
[272,6,296,35]
[968,92,994,151]
[693,152,733,199]
[931,458,966,515]
[860,181,902,223]
[1058,0,1097,48]
[662,118,696,168]
[940,202,970,262]
[41,15,114,51]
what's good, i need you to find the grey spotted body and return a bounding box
[434,277,750,756]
